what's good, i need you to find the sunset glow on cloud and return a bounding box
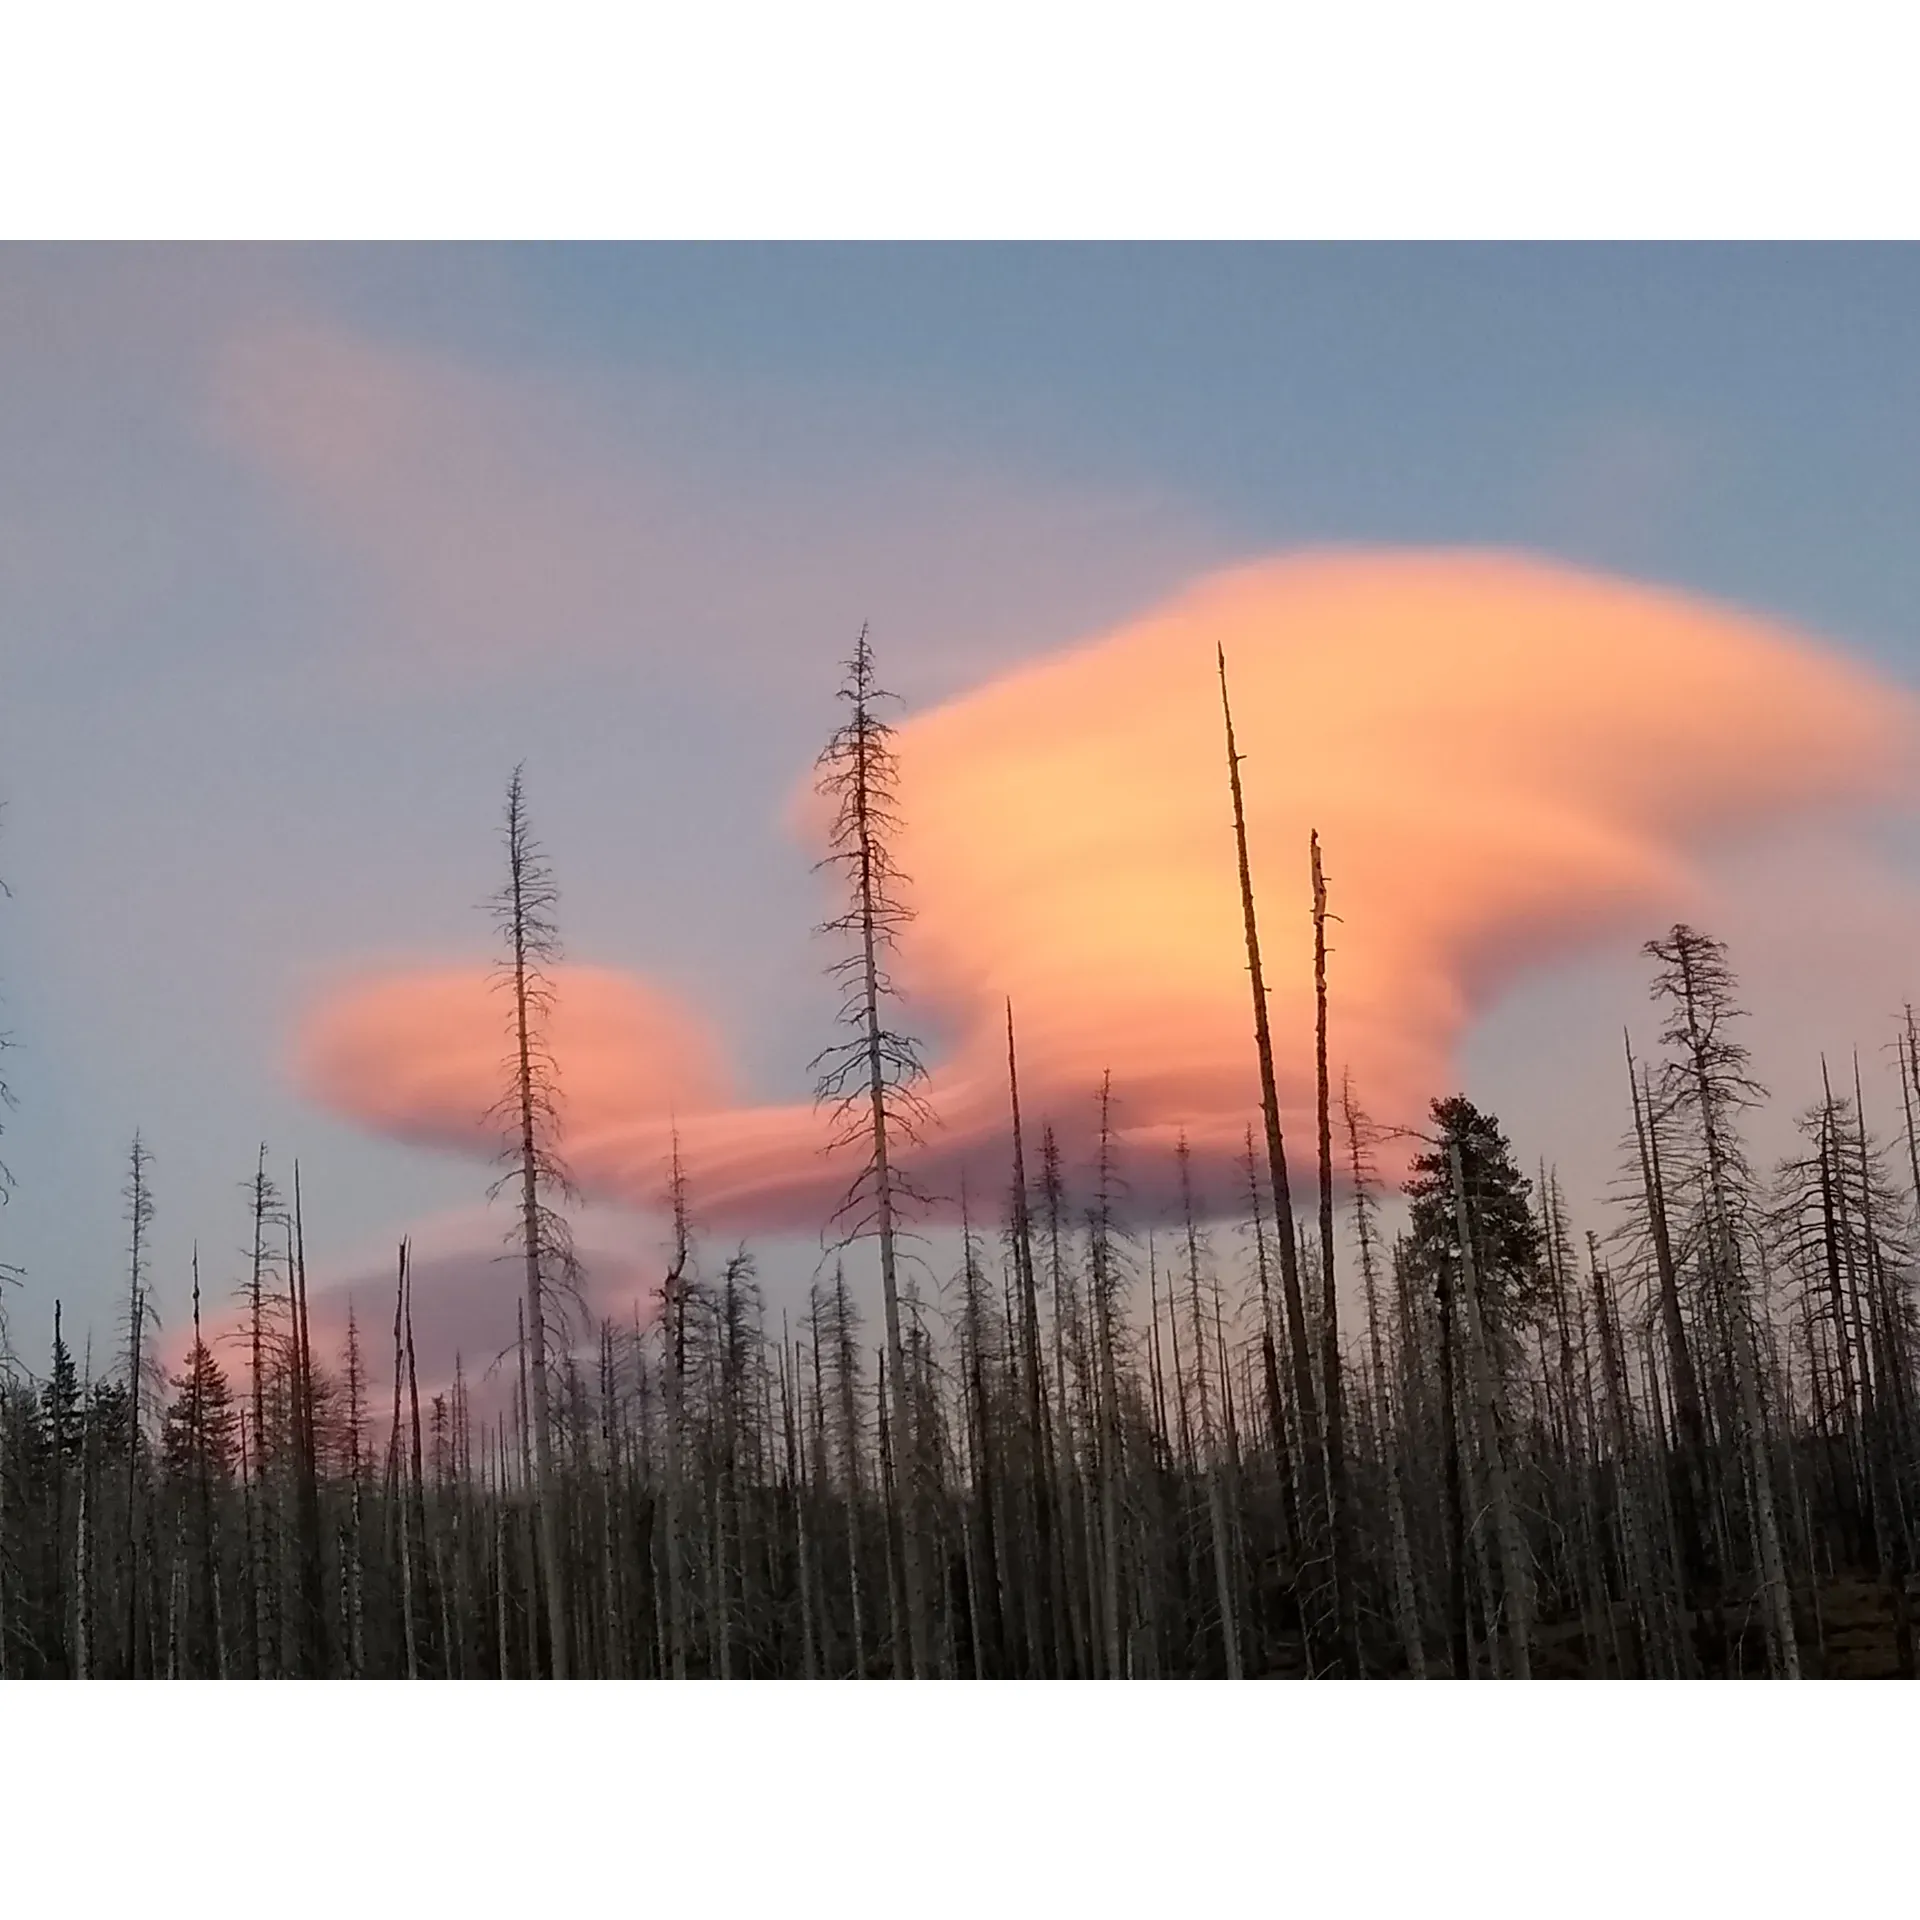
[293,964,731,1150]
[292,550,1917,1224]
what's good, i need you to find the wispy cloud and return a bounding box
[205,317,1223,700]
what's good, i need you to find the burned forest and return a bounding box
[2,636,1916,1682]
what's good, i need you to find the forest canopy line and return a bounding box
[2,617,1917,1681]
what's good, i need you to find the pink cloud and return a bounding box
[290,549,1919,1223]
[291,964,731,1153]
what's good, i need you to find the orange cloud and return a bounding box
[292,550,1917,1223]
[293,965,731,1153]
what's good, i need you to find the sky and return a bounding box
[7,243,1920,1383]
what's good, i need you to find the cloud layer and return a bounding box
[292,549,1918,1223]
[294,965,731,1155]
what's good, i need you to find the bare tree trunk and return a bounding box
[496,767,573,1680]
[74,1449,91,1682]
[290,1166,329,1676]
[876,1349,908,1679]
[1310,833,1357,1673]
[862,878,922,1675]
[247,1148,274,1680]
[122,1133,152,1678]
[1732,1300,1800,1678]
[1663,931,1798,1679]
[394,1245,418,1681]
[1217,650,1328,1613]
[1004,1001,1060,1678]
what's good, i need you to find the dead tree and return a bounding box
[1310,830,1358,1670]
[1217,648,1330,1648]
[811,625,936,1677]
[487,764,583,1679]
[1004,999,1060,1676]
[1644,925,1799,1678]
[121,1132,154,1675]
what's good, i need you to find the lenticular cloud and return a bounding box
[292,549,1916,1225]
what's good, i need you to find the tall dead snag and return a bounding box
[1004,1000,1059,1677]
[288,1165,329,1676]
[121,1132,154,1675]
[239,1144,282,1680]
[487,765,582,1680]
[658,1133,693,1680]
[75,1333,93,1679]
[1086,1074,1128,1676]
[404,1246,429,1673]
[390,1242,419,1679]
[811,625,935,1678]
[1643,925,1799,1678]
[1040,1125,1089,1676]
[1310,830,1357,1672]
[342,1300,367,1676]
[1216,649,1328,1632]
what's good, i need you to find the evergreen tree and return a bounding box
[163,1342,239,1482]
[1403,1095,1543,1350]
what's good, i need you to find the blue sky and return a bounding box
[6,243,1920,1360]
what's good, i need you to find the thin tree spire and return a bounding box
[1217,646,1327,1601]
[812,624,934,1677]
[488,763,579,1679]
